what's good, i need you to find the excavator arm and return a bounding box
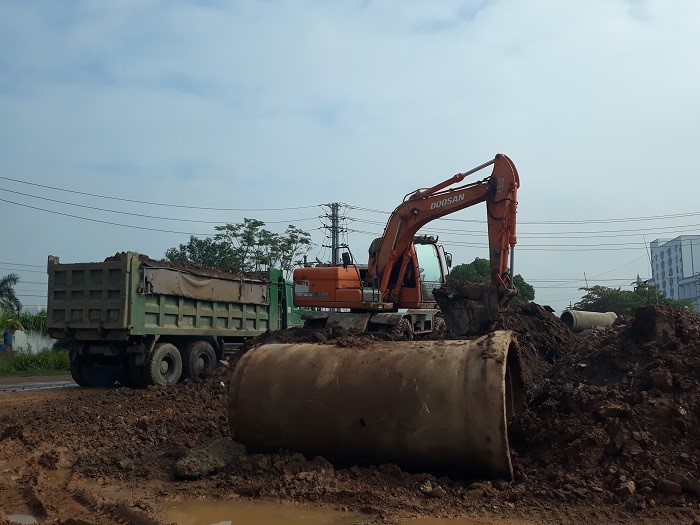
[367,154,519,306]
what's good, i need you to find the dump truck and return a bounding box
[47,252,303,388]
[228,154,526,479]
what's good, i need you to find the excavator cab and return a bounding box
[393,236,450,309]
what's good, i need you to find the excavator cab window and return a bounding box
[415,243,443,284]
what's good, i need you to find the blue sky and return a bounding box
[1,0,699,313]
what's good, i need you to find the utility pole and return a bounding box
[322,203,343,264]
[331,203,340,264]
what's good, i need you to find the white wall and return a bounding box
[11,331,56,353]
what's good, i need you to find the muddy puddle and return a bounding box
[165,500,363,525]
[164,499,531,525]
[6,514,37,525]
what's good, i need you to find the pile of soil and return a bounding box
[104,252,263,281]
[510,305,700,511]
[496,302,591,398]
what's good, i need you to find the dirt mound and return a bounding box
[510,305,700,510]
[496,302,593,398]
[241,325,413,353]
[103,252,264,280]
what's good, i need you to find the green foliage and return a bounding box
[0,348,70,374]
[165,218,313,277]
[573,282,691,315]
[448,257,535,303]
[165,236,236,268]
[513,275,536,303]
[449,258,491,281]
[0,273,22,312]
[18,310,47,333]
[0,311,24,332]
[0,310,47,333]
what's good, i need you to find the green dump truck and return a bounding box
[47,252,304,388]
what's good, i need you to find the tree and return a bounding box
[164,236,237,268]
[0,273,21,313]
[573,282,690,315]
[447,257,535,303]
[165,219,313,278]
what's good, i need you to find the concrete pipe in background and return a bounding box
[560,310,617,332]
[228,331,524,480]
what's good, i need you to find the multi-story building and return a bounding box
[649,236,700,311]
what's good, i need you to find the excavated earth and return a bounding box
[1,304,699,524]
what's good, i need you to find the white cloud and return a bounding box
[1,0,699,312]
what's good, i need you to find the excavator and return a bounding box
[294,152,519,336]
[228,154,526,480]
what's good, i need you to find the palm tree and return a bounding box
[0,273,22,313]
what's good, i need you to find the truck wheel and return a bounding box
[70,363,90,387]
[69,347,91,387]
[146,343,182,386]
[182,341,218,380]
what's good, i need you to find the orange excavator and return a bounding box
[294,153,520,336]
[228,154,526,480]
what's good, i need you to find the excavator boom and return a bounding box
[368,154,519,307]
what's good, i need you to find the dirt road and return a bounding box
[0,305,699,525]
[0,374,74,393]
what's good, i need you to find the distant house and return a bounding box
[649,236,700,311]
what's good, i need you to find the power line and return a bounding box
[0,261,44,268]
[0,175,322,211]
[346,215,700,239]
[347,228,651,251]
[0,186,322,225]
[0,197,214,236]
[0,267,46,274]
[344,203,700,225]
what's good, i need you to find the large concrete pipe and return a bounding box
[228,330,524,479]
[560,310,617,332]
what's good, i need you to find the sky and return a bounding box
[1,0,699,314]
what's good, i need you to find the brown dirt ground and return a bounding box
[1,305,699,525]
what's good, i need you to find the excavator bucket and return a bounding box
[432,281,501,336]
[228,331,525,479]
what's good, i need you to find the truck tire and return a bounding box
[70,363,90,387]
[146,343,182,386]
[182,340,218,380]
[69,347,91,387]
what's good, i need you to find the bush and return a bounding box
[0,348,69,374]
